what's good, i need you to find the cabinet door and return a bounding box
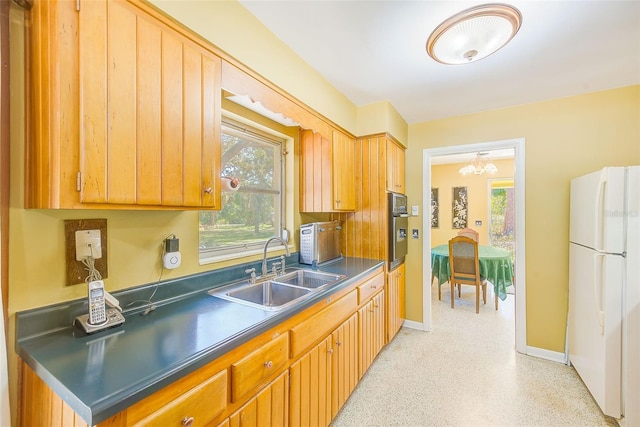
[358,290,385,378]
[78,0,221,208]
[299,129,355,212]
[331,312,358,418]
[229,370,289,427]
[371,291,386,361]
[300,129,333,212]
[332,130,355,211]
[289,335,333,427]
[387,264,406,342]
[386,139,405,194]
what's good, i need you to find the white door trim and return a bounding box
[422,138,527,354]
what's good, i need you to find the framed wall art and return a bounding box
[430,187,439,228]
[452,186,468,229]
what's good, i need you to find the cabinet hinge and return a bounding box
[76,172,81,192]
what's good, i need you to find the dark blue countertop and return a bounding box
[16,256,384,425]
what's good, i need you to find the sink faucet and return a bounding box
[262,237,290,276]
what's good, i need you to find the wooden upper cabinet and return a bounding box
[26,0,221,209]
[300,128,355,213]
[386,139,405,194]
[332,130,355,211]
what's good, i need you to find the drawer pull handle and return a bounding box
[204,186,213,194]
[371,284,377,289]
[182,417,195,427]
[264,360,273,369]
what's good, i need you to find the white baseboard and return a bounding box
[526,345,568,364]
[401,319,426,331]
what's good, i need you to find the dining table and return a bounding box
[430,244,514,301]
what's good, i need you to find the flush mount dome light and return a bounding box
[426,3,522,65]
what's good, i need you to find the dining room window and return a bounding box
[489,179,515,261]
[199,118,285,262]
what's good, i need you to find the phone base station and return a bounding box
[75,308,125,334]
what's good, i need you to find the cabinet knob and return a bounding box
[264,360,273,369]
[182,417,195,427]
[328,348,334,354]
[204,186,213,194]
[335,341,342,346]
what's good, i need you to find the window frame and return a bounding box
[199,116,287,263]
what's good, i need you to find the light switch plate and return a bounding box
[411,205,419,216]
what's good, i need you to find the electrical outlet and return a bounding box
[75,229,102,260]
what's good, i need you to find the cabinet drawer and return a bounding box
[357,273,384,304]
[231,332,289,402]
[130,368,227,426]
[290,290,357,359]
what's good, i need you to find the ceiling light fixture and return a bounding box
[459,152,498,176]
[426,3,522,65]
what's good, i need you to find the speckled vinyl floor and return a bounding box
[331,283,618,427]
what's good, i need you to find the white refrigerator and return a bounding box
[568,166,640,424]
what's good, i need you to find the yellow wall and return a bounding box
[430,159,514,247]
[404,85,640,352]
[356,101,408,146]
[150,0,360,136]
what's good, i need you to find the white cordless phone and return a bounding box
[75,280,125,334]
[88,280,107,325]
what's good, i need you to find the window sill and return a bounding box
[199,244,295,266]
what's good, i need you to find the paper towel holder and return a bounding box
[221,176,240,192]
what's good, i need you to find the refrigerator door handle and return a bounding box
[593,253,605,335]
[594,172,606,252]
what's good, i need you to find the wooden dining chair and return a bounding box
[456,227,479,242]
[448,235,486,313]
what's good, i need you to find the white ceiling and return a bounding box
[238,0,640,124]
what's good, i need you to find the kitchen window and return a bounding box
[199,118,286,262]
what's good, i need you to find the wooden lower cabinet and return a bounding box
[330,313,359,418]
[358,290,385,378]
[387,263,406,342]
[289,312,359,427]
[230,333,289,403]
[227,370,289,427]
[18,268,387,427]
[128,369,227,426]
[289,336,333,427]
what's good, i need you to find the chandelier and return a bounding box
[459,152,498,176]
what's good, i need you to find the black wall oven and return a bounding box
[388,192,408,270]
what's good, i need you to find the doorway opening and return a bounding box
[422,138,526,354]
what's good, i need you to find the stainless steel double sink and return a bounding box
[209,269,346,311]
